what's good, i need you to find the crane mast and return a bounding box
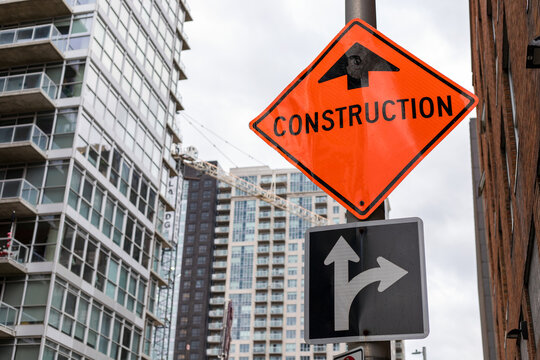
[175,146,328,226]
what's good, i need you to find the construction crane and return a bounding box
[173,146,328,226]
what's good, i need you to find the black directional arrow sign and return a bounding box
[305,217,429,344]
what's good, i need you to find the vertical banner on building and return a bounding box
[163,176,178,242]
[163,212,175,242]
[167,176,178,205]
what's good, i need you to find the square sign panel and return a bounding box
[305,218,428,343]
[249,19,478,219]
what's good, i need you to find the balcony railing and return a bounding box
[208,322,222,330]
[0,72,57,100]
[206,348,220,356]
[209,297,225,305]
[207,335,221,343]
[0,24,61,47]
[0,238,29,264]
[0,179,39,206]
[0,124,48,151]
[0,301,17,332]
[209,309,224,317]
[253,333,266,340]
[214,238,228,245]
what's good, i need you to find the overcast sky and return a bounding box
[179,1,482,359]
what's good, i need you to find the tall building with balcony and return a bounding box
[469,0,539,358]
[202,166,348,360]
[0,0,191,358]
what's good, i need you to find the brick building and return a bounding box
[469,0,540,359]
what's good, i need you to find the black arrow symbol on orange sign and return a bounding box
[318,42,400,90]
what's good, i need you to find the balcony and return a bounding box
[268,346,282,354]
[214,238,227,245]
[0,301,17,338]
[216,204,230,211]
[255,282,268,290]
[253,320,266,328]
[209,309,224,318]
[270,295,283,302]
[209,297,225,305]
[145,309,165,327]
[269,333,282,340]
[271,269,284,277]
[211,273,226,281]
[206,348,220,356]
[212,261,227,269]
[0,179,39,218]
[271,282,284,289]
[177,59,187,80]
[0,25,63,67]
[253,332,266,341]
[274,210,286,217]
[258,234,270,241]
[179,0,193,22]
[177,25,190,51]
[0,0,71,24]
[272,245,285,253]
[256,258,269,265]
[0,124,48,163]
[258,223,270,232]
[208,322,222,330]
[313,345,327,353]
[213,249,227,257]
[214,226,229,234]
[254,307,266,315]
[256,270,268,278]
[210,285,225,293]
[0,237,28,274]
[0,72,57,114]
[255,295,267,302]
[217,193,231,201]
[253,346,266,354]
[216,215,229,223]
[269,320,283,327]
[270,307,283,315]
[257,246,269,254]
[207,335,221,343]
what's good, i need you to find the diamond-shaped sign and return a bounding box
[249,19,478,219]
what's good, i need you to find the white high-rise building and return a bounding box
[206,166,348,360]
[0,0,191,358]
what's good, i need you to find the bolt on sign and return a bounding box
[249,19,478,219]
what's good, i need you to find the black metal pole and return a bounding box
[344,3,392,359]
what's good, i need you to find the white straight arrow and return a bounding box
[324,236,408,331]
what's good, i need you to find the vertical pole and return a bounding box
[422,346,427,360]
[345,0,376,25]
[344,5,391,360]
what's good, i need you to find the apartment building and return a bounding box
[174,163,218,360]
[469,0,539,358]
[194,166,347,360]
[0,0,191,358]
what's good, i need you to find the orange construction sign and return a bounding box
[249,19,478,220]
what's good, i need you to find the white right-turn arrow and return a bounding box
[324,238,408,331]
